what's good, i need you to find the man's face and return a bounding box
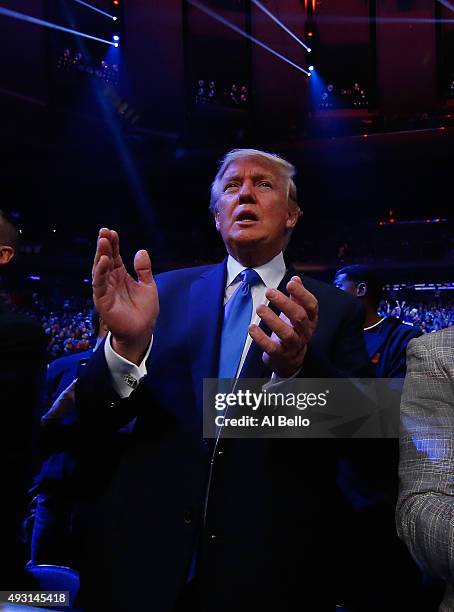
[214,157,299,265]
[334,273,358,297]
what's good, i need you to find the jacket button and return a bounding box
[184,510,192,524]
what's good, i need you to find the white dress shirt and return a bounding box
[105,252,287,398]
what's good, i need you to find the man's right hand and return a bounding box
[92,228,159,364]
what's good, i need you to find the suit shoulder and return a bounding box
[0,309,46,342]
[408,326,454,352]
[0,309,43,330]
[155,263,220,289]
[48,349,92,374]
[385,318,422,342]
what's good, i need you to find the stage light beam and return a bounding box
[437,0,454,14]
[73,0,118,21]
[251,0,311,52]
[187,0,310,76]
[0,6,118,46]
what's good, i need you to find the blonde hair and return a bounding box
[209,148,299,214]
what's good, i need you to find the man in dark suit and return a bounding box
[28,310,108,565]
[0,211,47,589]
[70,149,370,611]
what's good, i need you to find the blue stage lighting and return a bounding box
[188,0,310,76]
[250,0,311,52]
[73,0,117,21]
[309,65,315,71]
[0,6,118,46]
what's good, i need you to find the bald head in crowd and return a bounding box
[0,212,19,266]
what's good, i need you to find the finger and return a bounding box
[134,249,154,285]
[265,288,309,330]
[286,277,318,321]
[249,324,281,357]
[92,254,111,299]
[110,229,125,270]
[92,237,113,280]
[256,305,300,348]
[92,229,113,277]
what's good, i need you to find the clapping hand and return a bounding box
[92,228,159,364]
[249,276,318,378]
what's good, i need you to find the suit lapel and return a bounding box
[239,266,297,379]
[188,260,227,411]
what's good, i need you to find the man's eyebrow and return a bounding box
[222,172,275,182]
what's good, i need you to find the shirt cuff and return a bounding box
[263,367,302,390]
[104,331,153,399]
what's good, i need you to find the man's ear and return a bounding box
[0,245,15,265]
[214,211,220,231]
[356,282,367,298]
[286,204,301,230]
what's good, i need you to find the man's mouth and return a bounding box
[235,210,259,224]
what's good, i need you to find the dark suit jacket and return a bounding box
[45,349,94,407]
[68,261,369,611]
[0,302,47,588]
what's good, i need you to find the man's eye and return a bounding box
[224,183,238,191]
[258,182,272,189]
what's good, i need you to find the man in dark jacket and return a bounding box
[50,150,370,611]
[0,211,47,589]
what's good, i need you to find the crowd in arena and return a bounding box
[380,299,454,334]
[1,290,453,363]
[0,291,95,362]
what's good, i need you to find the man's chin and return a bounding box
[229,227,264,246]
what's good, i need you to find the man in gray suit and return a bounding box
[397,326,454,611]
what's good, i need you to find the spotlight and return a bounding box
[114,42,119,47]
[113,35,119,41]
[307,47,311,53]
[308,65,314,71]
[113,16,117,21]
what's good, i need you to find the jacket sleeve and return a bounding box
[75,337,146,432]
[304,300,371,378]
[396,336,454,582]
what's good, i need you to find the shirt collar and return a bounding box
[226,252,286,289]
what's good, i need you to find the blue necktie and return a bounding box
[218,268,262,379]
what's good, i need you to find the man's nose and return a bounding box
[238,181,255,203]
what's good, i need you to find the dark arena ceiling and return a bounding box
[1,0,453,283]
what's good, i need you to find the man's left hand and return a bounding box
[249,276,318,378]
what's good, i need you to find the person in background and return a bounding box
[44,308,108,410]
[27,309,108,566]
[334,264,421,378]
[334,263,435,611]
[0,211,47,589]
[397,327,454,612]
